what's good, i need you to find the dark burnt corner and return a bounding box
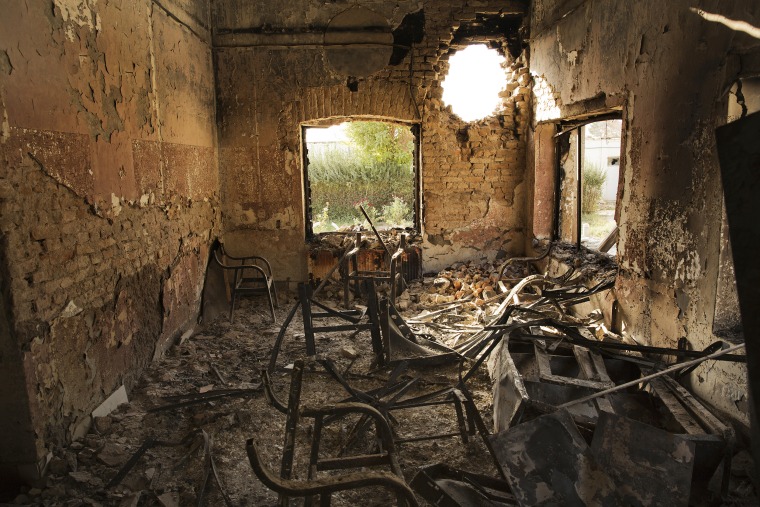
[0,0,759,504]
[451,13,526,59]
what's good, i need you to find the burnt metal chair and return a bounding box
[341,232,407,307]
[213,245,277,323]
[246,439,418,507]
[259,361,416,506]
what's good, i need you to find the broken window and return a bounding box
[557,118,623,253]
[442,44,507,122]
[302,120,419,237]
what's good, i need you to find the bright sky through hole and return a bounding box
[442,45,507,122]
[305,123,348,143]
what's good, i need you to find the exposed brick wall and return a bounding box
[0,0,219,481]
[422,58,530,270]
[213,0,530,279]
[1,145,217,450]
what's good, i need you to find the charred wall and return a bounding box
[527,0,760,426]
[0,0,219,482]
[212,0,530,280]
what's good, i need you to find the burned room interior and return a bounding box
[1,0,760,505]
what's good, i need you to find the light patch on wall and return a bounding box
[532,74,561,122]
[54,0,101,41]
[442,45,507,122]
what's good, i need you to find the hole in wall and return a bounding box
[389,10,425,65]
[441,45,507,122]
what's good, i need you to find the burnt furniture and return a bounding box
[213,245,277,323]
[341,232,407,307]
[258,361,417,506]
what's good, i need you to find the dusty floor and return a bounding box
[13,252,757,506]
[17,274,503,506]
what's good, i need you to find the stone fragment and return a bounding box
[119,492,141,507]
[68,471,104,487]
[47,456,69,475]
[157,492,180,507]
[97,442,127,467]
[340,346,359,360]
[433,277,451,290]
[65,451,78,472]
[93,416,112,434]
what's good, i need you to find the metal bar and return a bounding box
[316,454,391,471]
[280,361,304,506]
[268,301,300,374]
[387,399,456,410]
[313,248,353,298]
[149,389,259,412]
[261,369,288,414]
[106,437,156,488]
[366,280,384,361]
[576,127,582,248]
[458,386,509,482]
[310,299,363,322]
[300,284,317,356]
[452,395,469,444]
[301,402,404,478]
[246,439,419,507]
[559,343,746,409]
[312,324,365,332]
[306,415,324,507]
[394,432,463,444]
[353,271,392,277]
[359,205,392,259]
[318,359,377,404]
[202,430,234,507]
[310,418,324,472]
[503,330,747,363]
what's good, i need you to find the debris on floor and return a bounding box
[16,246,757,506]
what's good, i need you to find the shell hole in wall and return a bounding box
[442,45,507,122]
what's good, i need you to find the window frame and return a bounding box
[301,120,422,239]
[554,112,624,251]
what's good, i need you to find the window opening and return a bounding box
[557,118,623,253]
[303,120,419,237]
[442,45,507,122]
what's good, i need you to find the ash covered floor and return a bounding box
[13,253,758,506]
[18,273,504,506]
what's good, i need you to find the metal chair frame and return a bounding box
[258,361,416,506]
[213,245,277,323]
[341,232,407,307]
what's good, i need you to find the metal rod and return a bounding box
[359,204,392,259]
[559,343,746,409]
[576,128,583,249]
[503,331,747,363]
